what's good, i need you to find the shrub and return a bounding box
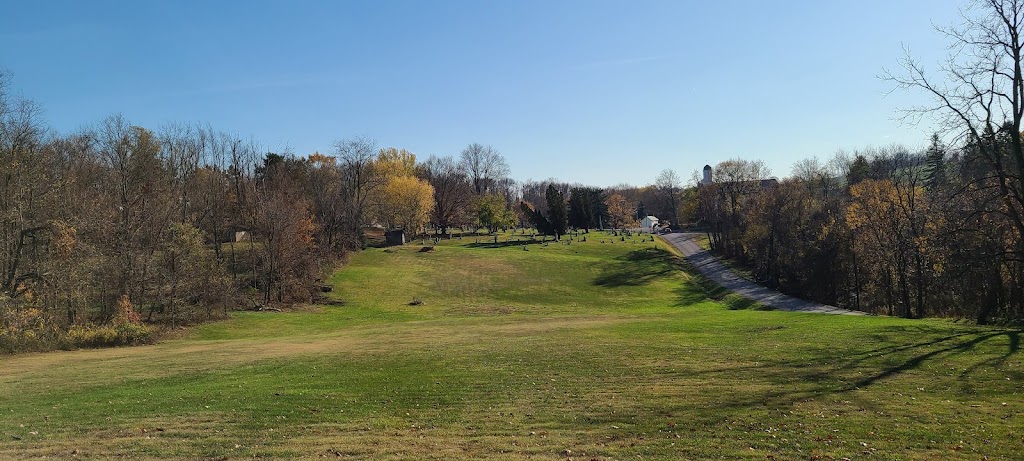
[113,294,141,326]
[0,306,63,353]
[63,323,152,349]
[1,300,153,353]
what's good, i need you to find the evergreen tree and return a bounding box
[567,187,593,230]
[520,201,551,234]
[588,188,608,229]
[847,155,870,186]
[546,184,568,236]
[923,133,947,190]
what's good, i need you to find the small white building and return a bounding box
[641,215,659,230]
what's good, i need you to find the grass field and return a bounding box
[0,232,1021,460]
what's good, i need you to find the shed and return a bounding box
[384,229,406,246]
[641,215,659,230]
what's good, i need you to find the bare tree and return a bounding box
[334,136,380,247]
[304,152,346,250]
[885,0,1024,255]
[654,169,683,228]
[96,116,173,312]
[458,143,509,195]
[0,83,51,297]
[253,175,317,305]
[419,155,472,235]
[791,156,840,202]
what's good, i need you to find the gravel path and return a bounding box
[662,232,864,315]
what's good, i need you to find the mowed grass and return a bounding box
[0,232,1021,460]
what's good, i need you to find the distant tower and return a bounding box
[701,164,713,185]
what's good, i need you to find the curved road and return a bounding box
[662,232,864,315]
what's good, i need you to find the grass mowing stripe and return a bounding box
[0,231,1019,460]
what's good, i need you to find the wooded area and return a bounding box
[4,0,1022,352]
[1,71,669,351]
[697,144,1022,324]
[697,0,1024,324]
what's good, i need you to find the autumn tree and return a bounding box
[153,223,233,324]
[372,148,434,237]
[606,193,634,230]
[96,117,175,315]
[887,0,1024,322]
[379,175,434,235]
[253,153,319,305]
[375,147,416,178]
[304,151,346,250]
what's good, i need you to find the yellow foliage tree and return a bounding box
[846,178,931,318]
[306,151,336,166]
[371,148,434,235]
[379,175,434,234]
[606,193,634,229]
[375,147,416,178]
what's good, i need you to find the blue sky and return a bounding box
[2,0,961,186]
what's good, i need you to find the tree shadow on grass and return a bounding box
[670,257,744,308]
[465,239,544,249]
[804,330,1015,389]
[848,330,1020,388]
[660,328,1023,430]
[593,248,683,287]
[764,326,1023,392]
[721,294,774,311]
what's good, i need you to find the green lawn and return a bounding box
[0,232,1020,460]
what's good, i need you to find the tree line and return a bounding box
[0,73,520,350]
[697,137,1023,325]
[1,72,692,351]
[696,0,1024,324]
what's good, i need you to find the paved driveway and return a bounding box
[662,232,864,315]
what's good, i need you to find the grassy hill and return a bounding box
[0,232,1020,460]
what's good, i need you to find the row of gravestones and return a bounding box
[412,228,656,246]
[452,233,657,246]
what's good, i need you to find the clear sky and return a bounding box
[2,0,962,186]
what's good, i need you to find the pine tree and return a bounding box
[588,188,608,229]
[923,133,947,190]
[567,187,593,230]
[846,155,870,186]
[546,185,568,236]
